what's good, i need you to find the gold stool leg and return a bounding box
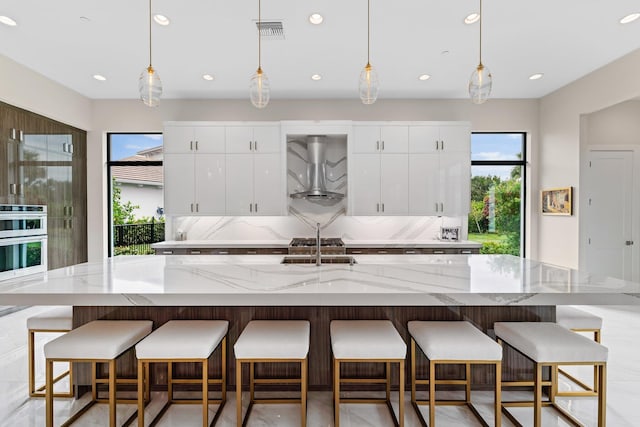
[168,361,173,402]
[598,365,607,427]
[236,360,242,427]
[249,362,255,403]
[45,359,54,427]
[465,363,471,404]
[334,358,340,427]
[429,360,435,427]
[109,359,116,427]
[534,363,542,427]
[410,338,416,404]
[495,362,502,427]
[386,361,391,402]
[221,337,227,402]
[301,357,308,427]
[28,330,36,395]
[399,360,405,427]
[202,359,208,427]
[137,360,145,427]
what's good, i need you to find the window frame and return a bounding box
[106,132,163,257]
[470,132,527,257]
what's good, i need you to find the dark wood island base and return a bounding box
[73,305,554,395]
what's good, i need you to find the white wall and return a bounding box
[538,48,640,268]
[0,54,91,130]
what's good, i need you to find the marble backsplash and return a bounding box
[168,214,466,241]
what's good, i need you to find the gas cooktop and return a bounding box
[288,237,345,255]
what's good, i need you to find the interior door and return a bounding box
[585,150,633,280]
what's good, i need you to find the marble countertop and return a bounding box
[0,254,638,307]
[151,239,481,249]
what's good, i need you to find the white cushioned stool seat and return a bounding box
[331,320,406,359]
[136,320,228,359]
[494,322,608,363]
[235,320,310,427]
[234,320,310,359]
[27,307,73,331]
[45,320,153,360]
[556,306,603,330]
[408,321,502,361]
[27,307,74,398]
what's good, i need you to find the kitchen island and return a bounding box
[1,254,638,391]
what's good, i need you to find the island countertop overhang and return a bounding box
[1,254,638,306]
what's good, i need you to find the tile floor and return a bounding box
[0,305,637,426]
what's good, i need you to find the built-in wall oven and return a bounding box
[0,205,48,281]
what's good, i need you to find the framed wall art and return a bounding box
[541,187,573,215]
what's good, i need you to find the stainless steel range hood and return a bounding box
[290,135,345,202]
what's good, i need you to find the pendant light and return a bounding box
[469,0,492,104]
[249,0,270,109]
[359,0,379,105]
[139,0,162,107]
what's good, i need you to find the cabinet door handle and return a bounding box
[69,144,74,154]
[190,203,194,212]
[19,130,24,142]
[440,202,444,212]
[195,141,198,150]
[195,203,199,212]
[376,140,380,151]
[190,250,201,254]
[435,140,439,150]
[190,141,193,150]
[404,250,417,254]
[440,140,444,150]
[381,140,385,151]
[433,250,445,254]
[218,251,229,255]
[435,203,439,212]
[381,203,385,212]
[162,250,174,255]
[376,203,380,212]
[10,128,16,140]
[69,206,73,216]
[460,250,472,254]
[254,203,258,212]
[9,183,16,195]
[254,141,258,151]
[249,203,253,212]
[351,250,363,254]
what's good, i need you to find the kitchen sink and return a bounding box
[281,256,356,265]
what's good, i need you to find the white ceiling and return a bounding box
[1,0,639,101]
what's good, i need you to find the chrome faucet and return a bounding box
[316,222,321,266]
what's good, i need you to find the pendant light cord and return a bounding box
[148,0,152,67]
[258,0,262,69]
[479,0,483,66]
[367,0,371,65]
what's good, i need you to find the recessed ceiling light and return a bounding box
[464,13,480,24]
[309,13,324,25]
[620,13,640,24]
[311,74,322,81]
[93,74,107,81]
[529,73,544,80]
[202,74,215,81]
[418,74,431,81]
[153,14,170,26]
[0,16,17,26]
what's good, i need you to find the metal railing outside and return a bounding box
[113,220,165,255]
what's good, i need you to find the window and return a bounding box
[107,133,164,256]
[469,133,526,256]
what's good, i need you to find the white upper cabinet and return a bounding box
[351,152,409,216]
[407,122,471,215]
[164,125,225,154]
[226,125,280,153]
[353,125,408,153]
[409,124,469,153]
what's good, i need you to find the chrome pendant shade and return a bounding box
[359,0,379,104]
[469,0,492,104]
[139,0,162,107]
[250,0,270,108]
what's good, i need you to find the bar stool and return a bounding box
[44,320,153,427]
[330,320,406,427]
[408,321,502,427]
[556,305,603,396]
[234,320,310,427]
[495,322,608,427]
[27,307,73,397]
[135,320,228,427]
